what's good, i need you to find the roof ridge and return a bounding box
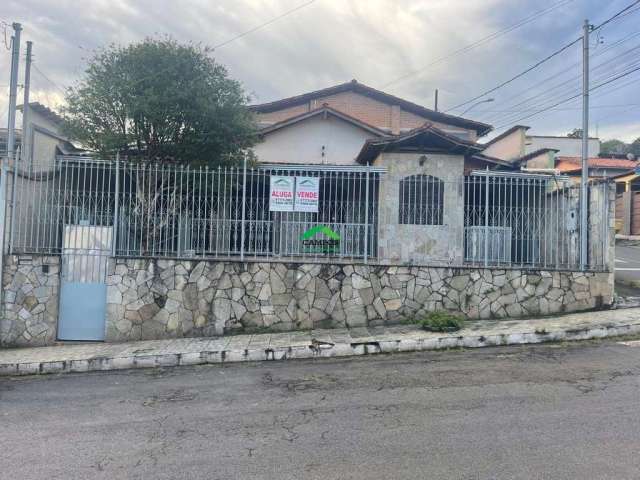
[250,80,492,136]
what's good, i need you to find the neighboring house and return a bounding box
[2,102,83,251]
[477,124,637,183]
[613,170,640,235]
[18,102,84,168]
[482,125,601,170]
[1,102,83,167]
[556,156,637,179]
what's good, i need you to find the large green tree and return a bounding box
[630,137,640,158]
[63,37,257,165]
[600,139,629,155]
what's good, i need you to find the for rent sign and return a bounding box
[269,176,295,212]
[269,176,319,213]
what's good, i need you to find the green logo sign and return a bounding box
[300,225,340,253]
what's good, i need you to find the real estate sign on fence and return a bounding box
[269,176,319,213]
[294,177,319,213]
[269,176,295,211]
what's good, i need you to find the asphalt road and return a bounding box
[616,243,640,290]
[3,341,640,479]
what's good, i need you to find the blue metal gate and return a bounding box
[57,225,112,341]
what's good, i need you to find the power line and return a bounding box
[473,103,640,113]
[379,0,574,90]
[482,41,640,125]
[31,64,67,95]
[479,28,640,123]
[484,20,640,125]
[447,0,640,115]
[592,0,640,31]
[445,37,581,113]
[492,63,640,129]
[213,0,316,50]
[491,60,640,128]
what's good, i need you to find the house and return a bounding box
[250,79,493,166]
[1,102,83,252]
[556,156,637,179]
[476,124,638,182]
[1,82,614,346]
[1,102,84,168]
[249,80,519,263]
[482,125,601,166]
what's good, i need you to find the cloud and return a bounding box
[1,0,638,141]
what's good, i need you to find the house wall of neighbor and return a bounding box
[31,130,60,171]
[0,255,613,346]
[253,114,376,165]
[523,151,554,169]
[375,152,465,264]
[482,128,526,161]
[25,108,66,170]
[525,136,600,157]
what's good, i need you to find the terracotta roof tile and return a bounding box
[556,156,638,170]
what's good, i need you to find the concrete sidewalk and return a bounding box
[2,307,640,376]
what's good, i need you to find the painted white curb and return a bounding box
[2,322,640,376]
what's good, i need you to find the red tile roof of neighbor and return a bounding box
[555,156,638,172]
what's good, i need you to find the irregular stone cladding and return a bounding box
[1,254,613,345]
[104,259,613,341]
[1,255,60,347]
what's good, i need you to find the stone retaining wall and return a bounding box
[104,258,613,342]
[0,254,614,346]
[1,255,60,347]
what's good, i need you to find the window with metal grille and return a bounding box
[398,174,444,225]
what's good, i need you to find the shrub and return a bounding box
[416,311,464,332]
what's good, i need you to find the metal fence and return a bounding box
[8,157,381,263]
[463,171,610,270]
[6,156,612,271]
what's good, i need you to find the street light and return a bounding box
[460,98,495,115]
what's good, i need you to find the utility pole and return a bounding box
[21,41,32,166]
[9,40,31,254]
[580,19,590,271]
[0,22,22,310]
[5,23,21,168]
[434,89,439,112]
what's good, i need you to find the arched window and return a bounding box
[399,174,444,225]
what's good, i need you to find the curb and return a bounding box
[3,322,640,377]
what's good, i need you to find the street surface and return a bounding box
[616,242,640,291]
[2,340,640,479]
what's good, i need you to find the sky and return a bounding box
[1,0,639,142]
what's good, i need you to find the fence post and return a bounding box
[111,154,120,257]
[240,154,247,262]
[364,166,369,264]
[484,168,490,267]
